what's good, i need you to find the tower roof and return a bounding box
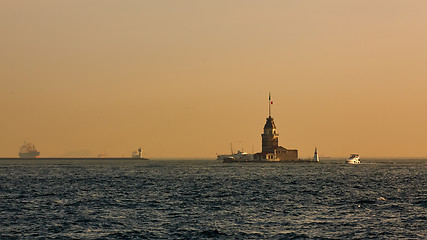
[264,116,276,129]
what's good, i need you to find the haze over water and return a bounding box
[1,1,427,159]
[1,159,426,239]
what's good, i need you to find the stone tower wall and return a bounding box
[276,149,298,161]
[262,134,278,153]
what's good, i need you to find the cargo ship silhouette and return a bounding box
[19,142,40,158]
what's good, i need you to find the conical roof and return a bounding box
[264,116,276,129]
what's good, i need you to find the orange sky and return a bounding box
[1,1,427,158]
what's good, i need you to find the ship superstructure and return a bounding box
[346,154,360,164]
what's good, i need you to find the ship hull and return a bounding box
[346,157,360,164]
[346,159,360,164]
[19,152,40,158]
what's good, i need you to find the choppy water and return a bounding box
[0,159,426,239]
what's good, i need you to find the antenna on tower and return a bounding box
[268,92,272,117]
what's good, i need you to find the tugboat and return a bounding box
[313,147,319,162]
[19,142,40,158]
[346,154,360,164]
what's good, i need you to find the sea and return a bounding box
[0,159,425,239]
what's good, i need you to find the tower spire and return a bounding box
[262,92,278,153]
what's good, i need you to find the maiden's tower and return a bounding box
[254,94,298,161]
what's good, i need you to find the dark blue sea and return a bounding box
[1,159,426,239]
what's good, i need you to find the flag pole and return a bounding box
[269,92,271,117]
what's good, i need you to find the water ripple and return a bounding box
[0,159,425,239]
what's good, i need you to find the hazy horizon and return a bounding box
[1,1,427,159]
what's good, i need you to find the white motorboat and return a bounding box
[346,154,360,164]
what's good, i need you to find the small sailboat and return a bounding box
[313,147,319,162]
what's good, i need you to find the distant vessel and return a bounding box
[217,143,255,162]
[19,142,40,158]
[132,147,143,159]
[313,148,319,162]
[97,152,107,158]
[217,150,254,162]
[346,154,360,164]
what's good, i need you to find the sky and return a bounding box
[1,1,427,158]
